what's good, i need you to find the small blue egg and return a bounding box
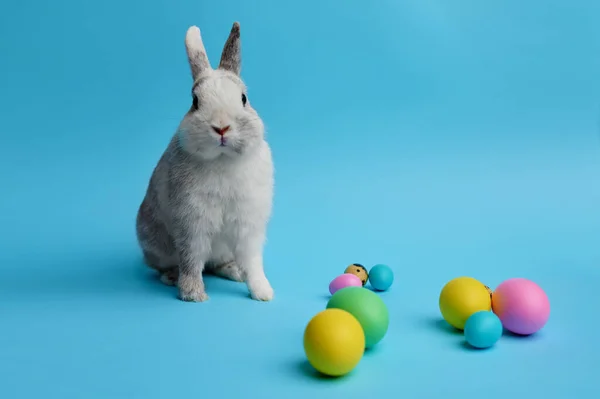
[369,264,394,291]
[464,311,503,349]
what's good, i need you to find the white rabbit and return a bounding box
[135,22,274,302]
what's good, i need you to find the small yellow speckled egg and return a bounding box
[344,264,369,286]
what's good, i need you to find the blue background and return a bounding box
[1,0,599,397]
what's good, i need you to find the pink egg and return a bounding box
[329,273,363,295]
[492,278,550,335]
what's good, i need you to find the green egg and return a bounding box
[326,286,389,348]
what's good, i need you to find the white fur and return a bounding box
[186,26,207,59]
[135,22,274,302]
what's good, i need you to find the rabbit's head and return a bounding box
[177,22,265,160]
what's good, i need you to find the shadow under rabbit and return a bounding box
[0,247,251,304]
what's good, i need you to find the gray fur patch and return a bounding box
[218,22,241,75]
[187,49,210,80]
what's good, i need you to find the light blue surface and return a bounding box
[1,0,599,397]
[464,311,503,349]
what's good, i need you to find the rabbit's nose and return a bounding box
[212,125,231,136]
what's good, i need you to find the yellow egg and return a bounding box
[439,276,492,330]
[303,308,365,377]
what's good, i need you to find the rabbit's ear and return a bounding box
[218,22,241,76]
[185,26,211,80]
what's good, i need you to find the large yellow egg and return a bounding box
[303,308,365,377]
[439,276,492,330]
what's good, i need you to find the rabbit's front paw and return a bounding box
[178,277,209,302]
[248,278,274,301]
[179,288,209,302]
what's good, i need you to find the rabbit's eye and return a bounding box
[241,93,247,107]
[192,95,199,110]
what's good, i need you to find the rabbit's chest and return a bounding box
[188,156,272,222]
[192,168,265,203]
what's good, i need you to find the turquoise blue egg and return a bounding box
[368,264,394,291]
[464,311,503,349]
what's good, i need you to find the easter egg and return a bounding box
[484,285,493,297]
[368,264,394,291]
[326,286,389,348]
[464,311,503,349]
[329,273,363,295]
[439,276,492,330]
[344,264,369,286]
[303,308,365,376]
[492,278,550,335]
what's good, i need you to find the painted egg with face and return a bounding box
[344,264,369,286]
